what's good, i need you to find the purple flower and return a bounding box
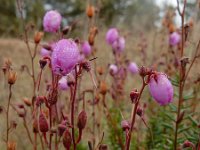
[148,73,174,105]
[58,76,69,90]
[43,10,62,33]
[112,37,125,53]
[109,64,118,75]
[51,39,80,75]
[81,41,92,56]
[128,62,138,74]
[106,28,119,45]
[40,48,51,57]
[169,32,181,46]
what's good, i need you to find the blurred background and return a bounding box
[0,0,198,37]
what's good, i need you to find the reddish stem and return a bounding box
[125,78,146,150]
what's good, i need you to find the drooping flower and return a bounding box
[51,39,80,75]
[148,73,173,105]
[112,36,125,52]
[169,32,181,46]
[109,64,118,75]
[58,76,69,90]
[106,28,119,45]
[43,10,62,33]
[128,62,138,74]
[81,41,92,56]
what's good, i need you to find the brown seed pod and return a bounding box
[86,5,95,18]
[34,31,43,44]
[8,71,17,85]
[39,113,49,133]
[77,110,87,130]
[100,81,107,95]
[63,129,72,150]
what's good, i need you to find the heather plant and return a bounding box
[0,0,200,150]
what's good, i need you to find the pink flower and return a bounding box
[40,48,51,57]
[128,62,138,74]
[148,73,173,105]
[58,76,69,90]
[109,64,118,75]
[81,41,92,56]
[51,39,80,75]
[43,10,62,33]
[106,28,119,45]
[169,32,181,46]
[112,37,125,53]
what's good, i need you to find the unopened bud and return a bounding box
[86,5,95,18]
[8,71,17,85]
[34,31,43,44]
[100,81,107,95]
[39,59,47,69]
[63,129,72,150]
[121,120,130,131]
[183,140,195,148]
[97,66,104,75]
[23,98,32,107]
[39,113,49,133]
[139,66,151,77]
[130,89,139,103]
[77,110,87,130]
[33,118,39,133]
[136,107,143,117]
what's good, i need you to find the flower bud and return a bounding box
[106,28,119,45]
[34,31,43,44]
[182,140,195,148]
[100,81,107,95]
[97,66,104,75]
[121,120,130,131]
[139,66,151,77]
[128,62,139,74]
[39,113,49,133]
[148,73,173,105]
[169,32,181,46]
[86,5,95,18]
[39,59,47,69]
[130,89,139,103]
[8,71,17,85]
[63,129,72,150]
[136,107,143,117]
[58,76,69,91]
[33,118,39,133]
[43,10,62,33]
[77,110,87,130]
[109,64,118,75]
[23,97,32,107]
[112,36,125,53]
[81,41,92,56]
